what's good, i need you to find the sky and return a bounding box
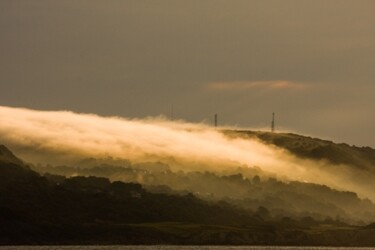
[1,0,375,147]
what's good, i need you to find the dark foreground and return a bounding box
[2,246,375,250]
[1,145,375,246]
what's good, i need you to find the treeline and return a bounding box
[33,161,375,225]
[2,144,375,245]
[0,155,264,244]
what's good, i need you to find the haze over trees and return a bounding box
[2,128,375,245]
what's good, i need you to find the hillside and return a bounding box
[30,130,375,225]
[0,145,263,244]
[225,130,375,171]
[33,161,375,225]
[1,144,375,245]
[0,145,24,166]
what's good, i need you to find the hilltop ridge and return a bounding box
[0,144,24,166]
[225,130,375,171]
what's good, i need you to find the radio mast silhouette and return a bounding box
[214,114,218,128]
[271,112,275,132]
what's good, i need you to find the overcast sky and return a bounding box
[1,0,375,147]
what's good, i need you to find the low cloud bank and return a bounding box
[206,80,307,91]
[0,105,373,200]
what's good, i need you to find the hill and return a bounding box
[0,145,24,166]
[33,161,375,225]
[225,130,375,171]
[1,144,375,245]
[30,130,375,225]
[0,145,264,244]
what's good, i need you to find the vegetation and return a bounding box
[32,160,375,225]
[1,144,375,245]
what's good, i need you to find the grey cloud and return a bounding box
[0,0,374,146]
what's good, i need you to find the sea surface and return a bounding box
[1,246,374,250]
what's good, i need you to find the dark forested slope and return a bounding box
[2,144,375,245]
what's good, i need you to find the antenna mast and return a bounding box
[271,112,275,132]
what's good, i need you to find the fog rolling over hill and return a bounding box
[1,105,375,202]
[2,106,375,245]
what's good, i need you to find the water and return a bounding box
[0,246,374,250]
